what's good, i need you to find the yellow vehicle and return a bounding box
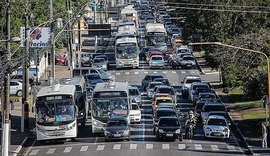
[152,96,175,112]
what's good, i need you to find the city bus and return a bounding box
[91,81,130,133]
[115,37,139,69]
[34,84,78,141]
[145,23,167,54]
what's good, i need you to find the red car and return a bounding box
[146,51,163,62]
[55,54,67,65]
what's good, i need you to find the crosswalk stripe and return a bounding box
[144,71,148,74]
[134,71,139,74]
[181,71,186,74]
[153,71,157,74]
[29,149,39,155]
[116,73,120,75]
[178,144,186,149]
[194,144,202,150]
[141,118,153,122]
[146,144,153,149]
[80,146,89,152]
[162,71,167,74]
[113,144,121,150]
[172,71,176,74]
[125,72,130,75]
[97,145,105,151]
[211,145,219,151]
[46,148,56,154]
[63,147,72,153]
[162,144,170,149]
[227,145,236,151]
[130,144,137,149]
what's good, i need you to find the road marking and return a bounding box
[116,73,120,75]
[153,71,157,73]
[46,148,56,154]
[134,71,139,74]
[181,71,186,74]
[97,145,105,151]
[130,144,137,149]
[141,118,153,122]
[162,144,170,149]
[162,71,167,74]
[210,145,219,151]
[80,146,89,152]
[190,71,195,74]
[63,147,72,153]
[125,72,130,75]
[178,144,186,149]
[227,145,236,151]
[146,144,153,149]
[194,144,202,150]
[144,71,148,74]
[29,149,39,155]
[113,144,121,150]
[172,71,176,74]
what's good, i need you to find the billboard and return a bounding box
[20,27,51,47]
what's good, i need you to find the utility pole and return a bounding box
[50,0,55,81]
[78,16,81,68]
[67,0,73,76]
[1,0,11,155]
[22,0,30,132]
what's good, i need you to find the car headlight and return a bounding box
[206,127,212,131]
[158,129,164,133]
[223,128,229,132]
[175,129,181,134]
[123,130,129,135]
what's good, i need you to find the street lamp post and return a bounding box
[188,41,270,127]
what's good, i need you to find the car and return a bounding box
[147,51,162,62]
[104,118,131,142]
[195,100,207,120]
[201,102,227,124]
[146,82,164,98]
[130,103,141,123]
[203,115,230,139]
[153,85,177,103]
[142,74,164,90]
[149,55,165,69]
[189,82,210,102]
[139,46,154,61]
[128,86,141,105]
[55,54,67,65]
[181,75,201,98]
[10,74,35,85]
[153,108,178,124]
[10,80,23,97]
[196,92,217,103]
[208,111,231,125]
[156,104,177,112]
[180,55,196,69]
[154,117,183,141]
[192,88,215,104]
[84,73,104,88]
[153,78,170,86]
[152,96,175,112]
[92,58,108,71]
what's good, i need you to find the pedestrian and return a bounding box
[262,122,268,148]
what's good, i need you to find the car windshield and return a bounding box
[36,101,75,125]
[209,113,229,119]
[107,119,127,127]
[207,119,227,126]
[151,75,163,81]
[156,99,173,105]
[129,89,139,96]
[93,58,105,63]
[186,79,201,84]
[157,111,176,118]
[200,94,215,99]
[183,56,194,60]
[149,83,162,89]
[157,88,175,95]
[193,85,208,90]
[159,118,180,126]
[204,105,226,112]
[86,75,101,80]
[131,104,139,110]
[151,56,163,61]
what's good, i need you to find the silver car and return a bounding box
[128,86,141,106]
[180,55,196,69]
[104,118,131,141]
[149,55,165,69]
[92,58,107,71]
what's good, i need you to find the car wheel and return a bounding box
[16,90,23,97]
[179,134,183,141]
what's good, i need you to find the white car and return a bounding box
[10,80,23,97]
[180,55,196,69]
[203,115,230,139]
[130,103,141,123]
[149,55,165,69]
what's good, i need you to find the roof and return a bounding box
[184,75,201,79]
[37,84,76,97]
[205,102,224,106]
[149,81,164,84]
[155,97,173,100]
[59,76,84,85]
[94,82,129,92]
[208,115,226,120]
[115,37,137,44]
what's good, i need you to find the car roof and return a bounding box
[149,81,164,84]
[208,115,226,120]
[205,102,224,106]
[159,116,179,120]
[156,108,176,112]
[209,111,227,114]
[199,92,215,95]
[157,85,173,89]
[156,97,173,100]
[191,82,208,85]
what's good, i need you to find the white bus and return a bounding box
[120,5,138,30]
[115,37,139,69]
[34,84,78,141]
[91,81,130,133]
[145,23,167,53]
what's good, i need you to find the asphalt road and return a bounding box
[22,67,243,156]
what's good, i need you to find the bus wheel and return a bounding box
[71,138,76,142]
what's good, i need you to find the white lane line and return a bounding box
[46,148,56,154]
[146,144,153,149]
[178,144,186,149]
[227,145,236,151]
[29,149,39,155]
[181,71,186,74]
[97,145,105,151]
[130,144,137,149]
[141,118,153,122]
[116,73,120,75]
[162,144,170,149]
[80,146,89,152]
[153,71,157,74]
[210,145,219,151]
[190,71,195,74]
[134,71,139,74]
[63,147,72,153]
[162,71,167,74]
[144,71,148,74]
[113,144,121,150]
[125,72,130,75]
[194,144,202,150]
[172,71,176,74]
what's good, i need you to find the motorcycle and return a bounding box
[185,122,195,139]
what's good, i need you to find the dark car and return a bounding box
[142,74,164,90]
[153,78,170,86]
[140,46,154,61]
[153,108,178,124]
[104,118,130,141]
[154,117,183,141]
[84,73,104,88]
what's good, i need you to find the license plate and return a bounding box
[214,133,222,136]
[114,134,121,137]
[166,134,173,137]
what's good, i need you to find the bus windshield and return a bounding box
[116,46,138,59]
[146,36,166,46]
[93,98,128,119]
[36,100,75,126]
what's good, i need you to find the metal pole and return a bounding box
[22,0,30,132]
[67,0,73,77]
[78,16,81,68]
[1,0,11,155]
[50,0,55,80]
[267,59,270,129]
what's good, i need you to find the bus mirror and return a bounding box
[75,105,79,117]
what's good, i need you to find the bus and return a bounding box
[115,37,139,69]
[120,5,138,30]
[91,81,130,133]
[145,23,167,54]
[34,84,78,141]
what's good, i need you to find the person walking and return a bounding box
[262,122,268,148]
